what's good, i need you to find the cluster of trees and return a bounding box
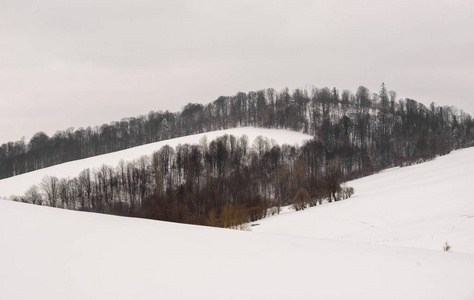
[8,82,474,227]
[16,134,356,227]
[2,84,473,180]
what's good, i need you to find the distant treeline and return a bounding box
[1,83,473,180]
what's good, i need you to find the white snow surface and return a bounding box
[0,127,312,199]
[1,132,474,299]
[253,147,474,254]
[1,200,474,300]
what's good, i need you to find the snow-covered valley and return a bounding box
[1,129,474,299]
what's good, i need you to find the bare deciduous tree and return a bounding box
[39,175,59,207]
[24,185,43,205]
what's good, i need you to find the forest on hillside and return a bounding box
[6,83,474,227]
[2,83,473,180]
[17,134,354,227]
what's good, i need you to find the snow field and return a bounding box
[253,147,474,254]
[1,129,474,299]
[1,200,474,299]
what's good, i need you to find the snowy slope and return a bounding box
[1,133,474,299]
[0,127,312,199]
[1,199,474,300]
[253,147,474,254]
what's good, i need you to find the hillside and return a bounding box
[253,146,474,254]
[1,197,474,299]
[0,127,312,199]
[1,146,474,299]
[3,85,473,183]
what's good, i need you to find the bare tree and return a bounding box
[292,187,310,211]
[58,178,70,208]
[24,185,43,205]
[325,158,342,202]
[78,169,92,209]
[39,175,59,207]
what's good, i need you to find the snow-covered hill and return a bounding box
[1,146,474,299]
[1,198,474,300]
[253,147,474,254]
[0,127,313,199]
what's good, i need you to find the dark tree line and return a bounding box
[2,83,473,180]
[16,134,355,227]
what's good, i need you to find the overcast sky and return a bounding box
[1,0,473,143]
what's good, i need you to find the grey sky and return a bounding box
[1,0,473,143]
